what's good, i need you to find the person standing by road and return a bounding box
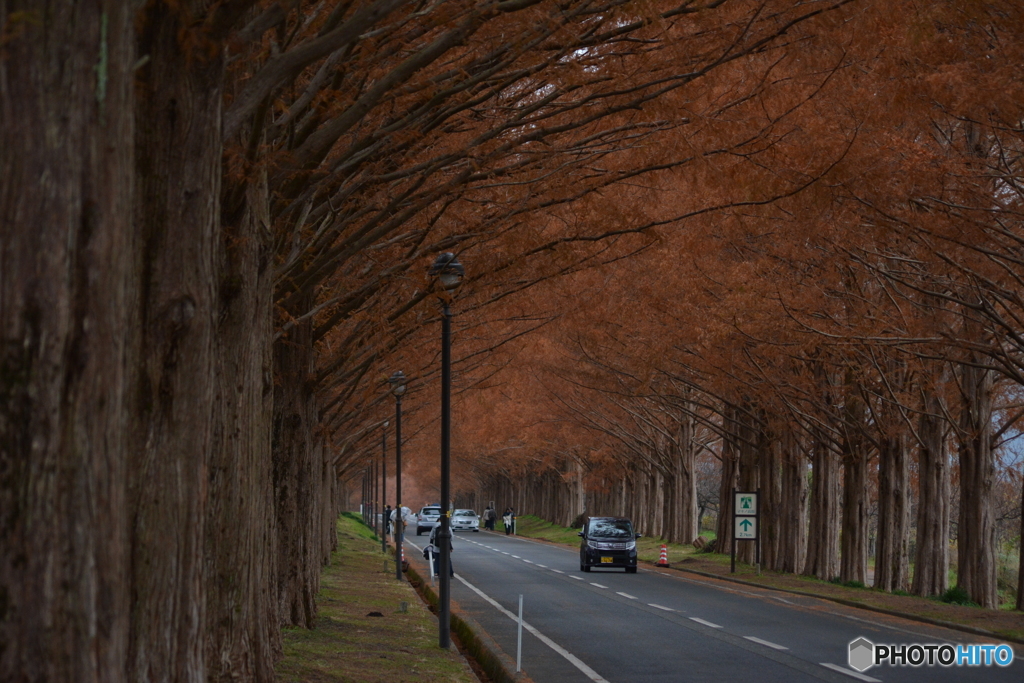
[426,523,454,577]
[502,508,513,535]
[483,505,497,531]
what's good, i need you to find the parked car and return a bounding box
[451,509,480,532]
[579,517,640,573]
[416,506,441,535]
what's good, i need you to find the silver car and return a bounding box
[451,509,480,532]
[416,506,441,535]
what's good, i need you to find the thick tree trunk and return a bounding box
[913,385,950,597]
[839,377,869,585]
[874,434,910,592]
[128,4,226,679]
[804,433,841,580]
[0,3,135,680]
[778,434,807,574]
[204,177,280,681]
[715,408,740,552]
[273,317,323,627]
[955,359,998,608]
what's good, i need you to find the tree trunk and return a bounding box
[0,3,134,680]
[204,176,280,681]
[874,434,910,592]
[804,433,841,580]
[128,3,226,679]
[955,359,998,608]
[716,407,740,552]
[839,375,869,585]
[913,384,950,597]
[778,433,807,574]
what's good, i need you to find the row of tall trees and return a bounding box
[460,0,1024,611]
[2,0,865,680]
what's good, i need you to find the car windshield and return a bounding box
[587,519,633,539]
[421,508,440,516]
[454,510,476,517]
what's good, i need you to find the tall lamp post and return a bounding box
[429,252,465,650]
[381,420,389,554]
[389,371,407,580]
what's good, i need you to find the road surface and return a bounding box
[408,530,1022,683]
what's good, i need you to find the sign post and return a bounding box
[731,488,760,573]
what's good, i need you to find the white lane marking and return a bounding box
[590,583,608,588]
[552,569,564,574]
[819,663,881,682]
[501,552,510,555]
[689,617,722,628]
[744,636,788,650]
[454,574,610,683]
[616,592,637,599]
[570,575,584,580]
[523,560,534,564]
[511,555,521,559]
[536,564,547,568]
[648,603,674,612]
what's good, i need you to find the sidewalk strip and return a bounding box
[819,663,881,682]
[454,574,610,683]
[744,636,788,650]
[689,617,722,628]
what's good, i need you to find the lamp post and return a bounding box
[381,420,389,554]
[429,252,465,650]
[390,371,407,581]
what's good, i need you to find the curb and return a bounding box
[654,561,1024,645]
[401,550,533,683]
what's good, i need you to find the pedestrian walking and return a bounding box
[425,524,454,577]
[502,508,513,535]
[384,504,392,535]
[483,505,497,531]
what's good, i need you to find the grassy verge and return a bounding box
[275,512,477,683]
[507,514,1024,643]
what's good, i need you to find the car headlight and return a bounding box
[626,540,636,550]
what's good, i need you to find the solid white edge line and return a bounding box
[590,583,607,588]
[744,636,788,650]
[616,592,637,599]
[819,663,881,682]
[454,574,610,683]
[648,603,674,612]
[688,617,722,628]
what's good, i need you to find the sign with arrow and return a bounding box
[734,516,757,539]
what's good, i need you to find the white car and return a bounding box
[451,509,480,532]
[416,506,441,535]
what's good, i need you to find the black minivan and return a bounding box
[579,517,641,573]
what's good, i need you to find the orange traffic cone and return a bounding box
[656,544,670,567]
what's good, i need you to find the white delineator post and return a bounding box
[517,594,524,672]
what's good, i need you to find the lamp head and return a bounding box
[428,252,465,295]
[389,370,407,397]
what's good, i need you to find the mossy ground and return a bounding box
[275,513,477,683]
[508,514,1024,643]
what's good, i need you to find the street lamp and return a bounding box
[428,252,464,650]
[390,371,407,581]
[381,420,389,554]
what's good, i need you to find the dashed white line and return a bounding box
[552,569,565,574]
[523,560,534,564]
[744,636,788,651]
[511,555,521,559]
[590,583,608,588]
[536,564,547,568]
[454,574,609,683]
[819,663,881,682]
[616,592,637,599]
[570,575,584,581]
[689,617,722,628]
[501,552,510,555]
[648,603,674,612]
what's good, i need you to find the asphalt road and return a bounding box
[407,530,1022,683]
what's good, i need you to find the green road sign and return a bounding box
[734,491,757,516]
[734,516,757,539]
